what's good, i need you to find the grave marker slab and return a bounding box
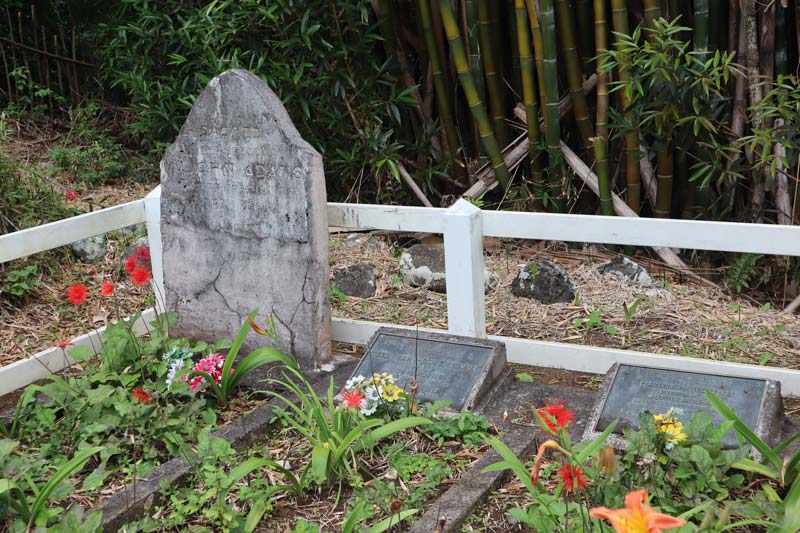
[584,363,782,448]
[160,69,331,371]
[350,328,509,412]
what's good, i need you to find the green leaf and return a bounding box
[365,509,419,533]
[244,499,268,533]
[308,443,331,484]
[515,373,534,382]
[706,391,781,472]
[356,417,431,450]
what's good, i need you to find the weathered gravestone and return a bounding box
[160,69,331,371]
[349,327,510,412]
[583,363,783,448]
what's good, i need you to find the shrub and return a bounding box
[93,0,416,200]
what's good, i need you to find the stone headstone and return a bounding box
[584,363,782,448]
[598,256,653,285]
[512,259,575,304]
[160,69,331,370]
[71,235,107,263]
[349,327,509,412]
[399,244,498,294]
[332,263,379,298]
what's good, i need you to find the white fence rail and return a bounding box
[4,187,800,396]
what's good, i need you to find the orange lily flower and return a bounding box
[247,315,268,336]
[590,489,685,533]
[530,439,570,485]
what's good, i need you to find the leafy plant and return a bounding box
[723,253,763,293]
[1,444,102,531]
[622,296,643,324]
[188,310,298,407]
[425,412,492,449]
[1,265,40,299]
[330,282,347,304]
[707,391,800,491]
[264,365,431,487]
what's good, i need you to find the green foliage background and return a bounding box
[91,0,418,202]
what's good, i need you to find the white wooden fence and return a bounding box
[3,185,800,397]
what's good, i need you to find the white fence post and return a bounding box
[443,199,486,338]
[144,185,165,314]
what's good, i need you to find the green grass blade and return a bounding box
[730,458,780,481]
[706,391,781,470]
[30,446,102,523]
[576,420,617,462]
[356,417,431,450]
[366,509,419,533]
[483,437,536,494]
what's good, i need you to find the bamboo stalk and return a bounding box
[730,6,747,139]
[759,0,775,86]
[610,0,641,215]
[728,0,738,54]
[593,137,613,217]
[420,0,461,160]
[515,0,544,203]
[477,0,508,147]
[773,119,791,225]
[439,0,510,189]
[693,0,709,55]
[643,0,662,39]
[654,146,673,218]
[594,0,609,141]
[397,162,435,207]
[555,0,594,152]
[509,0,522,96]
[525,0,548,123]
[467,74,596,199]
[539,0,564,210]
[464,0,485,154]
[593,0,612,224]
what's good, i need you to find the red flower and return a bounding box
[341,388,366,410]
[64,189,78,201]
[136,246,151,262]
[131,266,151,286]
[66,283,89,305]
[125,256,137,275]
[101,281,114,297]
[557,462,590,493]
[538,401,575,432]
[132,387,152,404]
[56,339,74,350]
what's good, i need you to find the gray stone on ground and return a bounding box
[398,243,498,293]
[341,233,382,253]
[512,259,575,304]
[70,235,107,263]
[160,69,331,370]
[120,237,150,272]
[332,263,379,298]
[598,256,653,285]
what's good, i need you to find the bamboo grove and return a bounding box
[374,0,800,229]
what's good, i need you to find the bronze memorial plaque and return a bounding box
[349,328,509,412]
[586,363,782,448]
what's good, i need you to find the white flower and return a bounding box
[166,359,185,390]
[345,375,365,390]
[360,399,378,416]
[365,384,383,401]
